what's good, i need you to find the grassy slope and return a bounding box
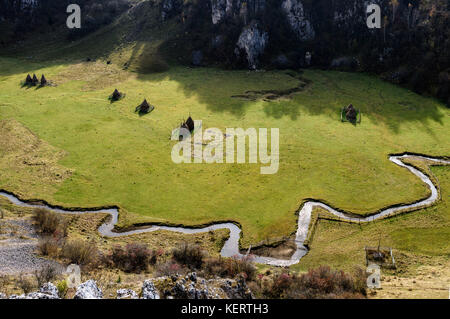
[0,4,449,246]
[297,166,449,289]
[0,55,448,247]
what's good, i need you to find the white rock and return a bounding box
[236,21,268,70]
[40,282,59,298]
[116,288,138,299]
[141,280,160,299]
[74,280,103,299]
[281,0,315,41]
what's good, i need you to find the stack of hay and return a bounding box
[135,99,155,114]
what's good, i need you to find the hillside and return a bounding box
[1,0,449,106]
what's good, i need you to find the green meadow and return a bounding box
[0,56,449,247]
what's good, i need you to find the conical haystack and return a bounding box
[25,74,33,84]
[185,116,195,132]
[111,89,122,101]
[135,99,154,114]
[345,104,357,121]
[40,74,47,86]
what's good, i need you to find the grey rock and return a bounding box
[142,280,160,299]
[281,0,315,41]
[211,0,227,25]
[8,292,58,299]
[40,282,59,298]
[116,288,138,299]
[236,21,268,70]
[74,280,103,299]
[0,293,7,299]
[189,272,197,282]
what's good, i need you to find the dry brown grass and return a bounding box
[0,119,72,196]
[52,61,132,91]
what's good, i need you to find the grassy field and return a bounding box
[0,55,449,247]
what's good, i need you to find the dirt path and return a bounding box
[0,218,62,275]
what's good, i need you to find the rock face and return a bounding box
[210,0,266,25]
[236,21,268,70]
[141,280,160,299]
[155,273,253,299]
[0,274,254,299]
[74,280,103,299]
[211,0,227,25]
[281,0,315,41]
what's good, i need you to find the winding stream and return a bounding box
[0,154,448,267]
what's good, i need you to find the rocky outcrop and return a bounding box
[0,273,254,299]
[141,280,160,299]
[40,282,59,298]
[154,272,253,299]
[281,0,315,41]
[74,280,103,299]
[3,282,59,299]
[236,21,268,70]
[210,0,266,25]
[211,0,228,25]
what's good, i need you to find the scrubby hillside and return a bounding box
[0,0,449,105]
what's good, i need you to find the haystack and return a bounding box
[135,99,154,114]
[111,89,122,101]
[32,74,39,84]
[40,74,47,86]
[185,116,195,132]
[25,74,33,84]
[345,104,357,121]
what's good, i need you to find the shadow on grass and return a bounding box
[1,17,447,135]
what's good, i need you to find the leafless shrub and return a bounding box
[37,236,61,257]
[17,274,35,294]
[155,261,189,277]
[61,239,98,266]
[34,264,59,287]
[106,243,161,273]
[33,208,68,237]
[172,242,205,269]
[256,266,367,299]
[203,256,256,281]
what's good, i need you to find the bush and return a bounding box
[61,239,98,266]
[37,236,60,257]
[268,266,368,299]
[108,243,159,273]
[155,261,188,277]
[34,264,59,287]
[203,256,256,281]
[172,243,205,269]
[56,280,68,298]
[33,208,68,237]
[17,274,35,294]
